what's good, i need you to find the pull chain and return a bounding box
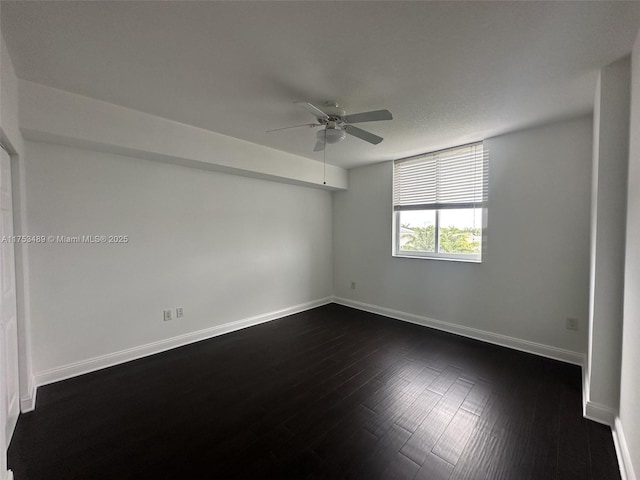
[323,138,326,185]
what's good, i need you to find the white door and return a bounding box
[0,147,19,473]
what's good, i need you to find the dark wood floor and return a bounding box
[9,304,620,479]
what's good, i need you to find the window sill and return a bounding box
[393,252,482,263]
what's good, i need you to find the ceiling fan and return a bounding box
[268,101,393,151]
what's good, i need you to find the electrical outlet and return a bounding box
[351,281,356,290]
[163,309,172,322]
[176,307,184,319]
[566,317,579,331]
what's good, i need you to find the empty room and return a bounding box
[1,1,640,479]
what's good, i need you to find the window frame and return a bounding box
[392,142,486,263]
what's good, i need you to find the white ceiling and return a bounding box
[2,1,640,169]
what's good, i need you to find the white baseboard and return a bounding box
[332,297,585,365]
[580,359,619,428]
[581,361,589,416]
[20,374,37,413]
[584,400,617,426]
[613,417,636,480]
[34,297,332,389]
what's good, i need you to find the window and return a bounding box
[393,142,486,262]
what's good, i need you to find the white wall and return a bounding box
[24,141,333,380]
[587,56,630,423]
[1,34,22,156]
[619,30,640,480]
[333,117,592,357]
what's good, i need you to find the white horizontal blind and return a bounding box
[394,142,485,210]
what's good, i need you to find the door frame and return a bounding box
[0,130,34,480]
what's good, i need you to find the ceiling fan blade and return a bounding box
[345,125,383,145]
[295,102,330,120]
[266,123,319,133]
[313,140,326,152]
[343,109,393,124]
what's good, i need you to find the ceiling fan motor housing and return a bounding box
[322,103,346,119]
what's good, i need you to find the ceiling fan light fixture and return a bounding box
[318,128,346,144]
